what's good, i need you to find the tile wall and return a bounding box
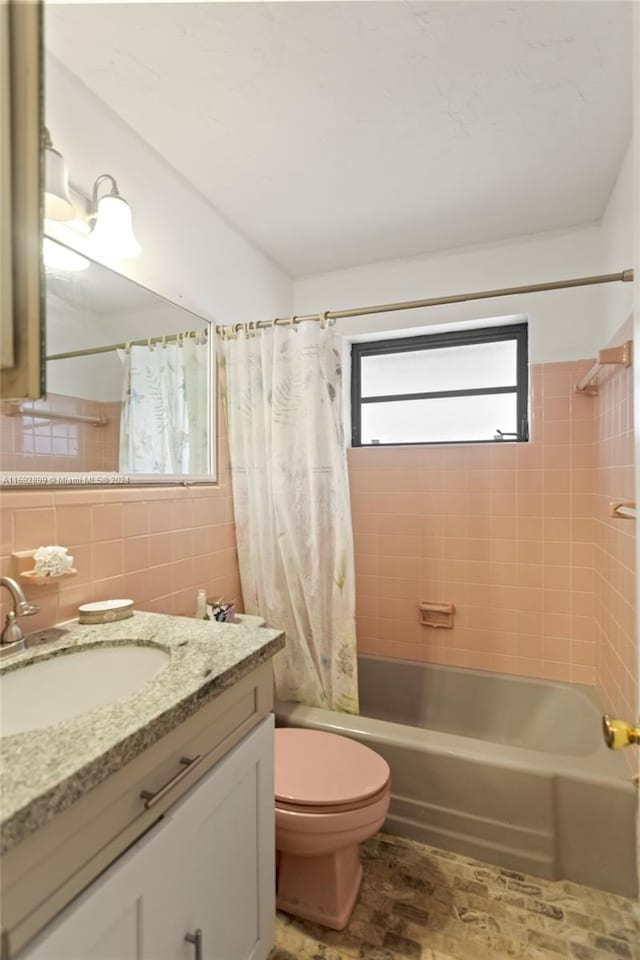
[594,318,637,718]
[350,330,636,699]
[0,327,635,714]
[0,412,240,631]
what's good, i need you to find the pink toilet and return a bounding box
[274,728,391,930]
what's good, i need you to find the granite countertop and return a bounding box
[0,611,284,855]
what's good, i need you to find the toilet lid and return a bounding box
[275,728,390,807]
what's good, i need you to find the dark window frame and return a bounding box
[350,322,529,447]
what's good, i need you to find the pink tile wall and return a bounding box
[350,352,635,688]
[0,411,241,630]
[0,394,120,473]
[1,337,635,705]
[593,318,637,718]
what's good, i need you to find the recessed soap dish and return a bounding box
[419,601,455,629]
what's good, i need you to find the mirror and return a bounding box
[0,237,216,485]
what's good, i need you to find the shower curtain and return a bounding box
[221,320,358,713]
[119,337,209,474]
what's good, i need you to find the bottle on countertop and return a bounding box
[195,588,209,619]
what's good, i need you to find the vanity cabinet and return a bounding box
[17,717,275,960]
[3,657,276,957]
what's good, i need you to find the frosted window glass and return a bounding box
[360,340,517,398]
[361,393,518,445]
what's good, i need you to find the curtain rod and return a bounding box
[46,269,633,360]
[220,268,634,334]
[46,328,208,362]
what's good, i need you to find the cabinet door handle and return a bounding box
[140,755,202,809]
[185,929,203,960]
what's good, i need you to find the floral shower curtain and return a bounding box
[119,337,209,474]
[221,320,358,713]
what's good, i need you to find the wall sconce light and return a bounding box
[43,127,75,222]
[88,174,141,259]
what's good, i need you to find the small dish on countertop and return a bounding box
[78,599,134,624]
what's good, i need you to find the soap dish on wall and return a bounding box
[20,568,77,586]
[419,601,455,629]
[13,548,76,585]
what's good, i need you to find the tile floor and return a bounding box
[270,834,639,960]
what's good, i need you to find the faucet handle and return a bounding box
[17,599,40,616]
[602,715,640,750]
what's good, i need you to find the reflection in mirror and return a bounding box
[0,238,216,484]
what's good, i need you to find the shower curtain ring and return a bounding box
[319,311,328,330]
[124,340,132,354]
[161,335,167,349]
[147,336,155,351]
[288,315,298,332]
[234,322,244,338]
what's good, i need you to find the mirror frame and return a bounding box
[0,0,44,401]
[1,237,218,487]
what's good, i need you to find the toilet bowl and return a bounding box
[275,728,390,930]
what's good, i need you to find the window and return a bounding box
[350,323,528,446]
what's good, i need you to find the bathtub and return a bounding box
[276,654,638,898]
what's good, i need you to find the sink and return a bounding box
[0,644,170,737]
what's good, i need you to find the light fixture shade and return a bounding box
[44,147,75,221]
[43,237,89,272]
[89,195,141,259]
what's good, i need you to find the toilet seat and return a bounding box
[275,781,390,816]
[275,728,390,807]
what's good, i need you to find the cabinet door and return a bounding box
[158,715,275,960]
[17,717,275,960]
[17,819,171,960]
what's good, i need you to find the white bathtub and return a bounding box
[276,654,637,898]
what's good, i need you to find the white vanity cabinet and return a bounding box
[18,717,275,960]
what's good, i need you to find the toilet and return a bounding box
[274,727,391,930]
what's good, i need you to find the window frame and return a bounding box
[350,322,529,447]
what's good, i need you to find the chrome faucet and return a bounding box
[0,577,40,658]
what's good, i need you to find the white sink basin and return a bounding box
[0,644,170,737]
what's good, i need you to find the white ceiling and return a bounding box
[45,1,632,277]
